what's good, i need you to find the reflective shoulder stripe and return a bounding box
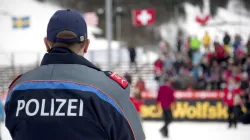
[6,80,125,118]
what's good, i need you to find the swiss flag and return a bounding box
[132,8,156,26]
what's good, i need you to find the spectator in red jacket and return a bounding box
[154,56,164,82]
[205,52,213,62]
[223,76,243,128]
[222,62,233,82]
[130,95,143,113]
[135,77,146,95]
[214,42,226,64]
[130,92,144,123]
[156,77,176,138]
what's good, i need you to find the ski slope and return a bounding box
[0,0,121,66]
[160,0,250,53]
[1,122,250,140]
[0,0,117,52]
[183,2,250,44]
[0,0,158,67]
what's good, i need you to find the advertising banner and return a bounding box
[140,90,228,121]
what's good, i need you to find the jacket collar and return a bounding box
[41,47,101,71]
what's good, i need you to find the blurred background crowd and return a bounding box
[153,31,250,91]
[125,30,250,125]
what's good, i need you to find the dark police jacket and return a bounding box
[5,47,145,140]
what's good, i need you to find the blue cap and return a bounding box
[47,9,87,44]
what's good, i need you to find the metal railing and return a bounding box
[0,63,154,94]
[0,66,33,93]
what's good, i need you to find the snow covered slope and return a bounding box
[160,0,250,52]
[183,1,250,44]
[0,0,120,53]
[0,0,146,66]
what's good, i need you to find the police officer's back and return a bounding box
[5,10,145,140]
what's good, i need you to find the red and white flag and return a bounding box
[83,12,99,26]
[132,8,156,26]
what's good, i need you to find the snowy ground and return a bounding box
[143,121,250,140]
[1,121,250,140]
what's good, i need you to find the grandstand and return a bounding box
[0,62,156,94]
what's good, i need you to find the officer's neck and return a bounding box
[49,47,75,54]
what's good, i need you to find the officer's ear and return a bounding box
[83,39,90,54]
[44,37,51,52]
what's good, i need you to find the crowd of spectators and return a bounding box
[127,30,250,124]
[154,31,250,92]
[153,31,250,124]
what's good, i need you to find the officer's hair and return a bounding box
[48,30,85,52]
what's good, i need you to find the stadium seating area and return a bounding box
[0,63,156,94]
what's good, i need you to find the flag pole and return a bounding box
[105,0,113,70]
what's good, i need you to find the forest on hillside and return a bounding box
[38,0,250,47]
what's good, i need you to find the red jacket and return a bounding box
[215,45,225,59]
[205,52,213,62]
[223,86,243,107]
[154,59,163,75]
[130,97,143,112]
[135,81,146,92]
[156,85,176,110]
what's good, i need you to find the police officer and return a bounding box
[5,9,145,140]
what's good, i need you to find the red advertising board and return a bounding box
[141,90,225,100]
